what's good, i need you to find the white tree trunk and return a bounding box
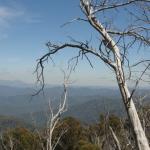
[87,11,150,149]
[38,1,150,149]
[114,49,150,150]
[109,126,121,150]
[116,77,150,150]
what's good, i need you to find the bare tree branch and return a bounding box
[109,126,121,150]
[46,71,70,150]
[92,0,150,14]
[35,0,150,149]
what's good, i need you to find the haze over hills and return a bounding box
[0,80,34,88]
[0,80,149,127]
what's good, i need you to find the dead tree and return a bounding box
[109,126,121,150]
[36,0,150,150]
[46,74,69,150]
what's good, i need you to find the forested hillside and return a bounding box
[1,106,150,150]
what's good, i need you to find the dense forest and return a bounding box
[0,104,149,150]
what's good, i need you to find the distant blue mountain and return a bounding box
[0,80,149,126]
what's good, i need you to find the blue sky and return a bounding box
[0,0,149,86]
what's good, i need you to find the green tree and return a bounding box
[1,128,42,150]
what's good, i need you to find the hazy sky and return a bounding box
[0,0,149,86]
